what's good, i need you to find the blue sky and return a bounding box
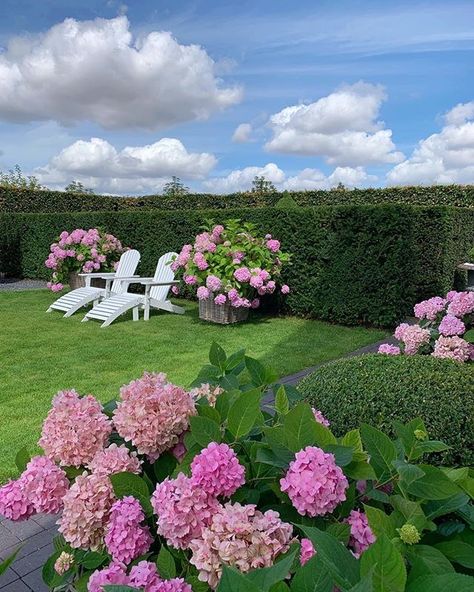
[0,0,473,194]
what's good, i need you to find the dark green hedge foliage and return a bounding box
[2,184,474,213]
[1,204,473,326]
[298,353,474,466]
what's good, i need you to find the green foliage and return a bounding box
[2,204,473,326]
[251,175,277,196]
[162,176,190,198]
[64,180,95,194]
[0,164,44,191]
[298,354,474,466]
[275,193,300,210]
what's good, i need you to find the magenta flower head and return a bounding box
[347,510,376,557]
[191,442,245,497]
[152,473,219,550]
[266,239,281,252]
[438,314,466,336]
[0,479,35,521]
[378,343,401,355]
[446,291,474,317]
[280,446,348,517]
[214,293,227,306]
[197,286,210,300]
[413,296,446,320]
[39,390,112,467]
[250,298,260,309]
[129,560,162,590]
[105,496,153,564]
[206,275,222,292]
[87,563,129,592]
[312,408,330,427]
[21,456,69,514]
[157,579,193,592]
[234,267,251,283]
[300,538,316,566]
[281,284,290,294]
[184,275,198,285]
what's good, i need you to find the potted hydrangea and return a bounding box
[172,220,291,323]
[44,228,126,292]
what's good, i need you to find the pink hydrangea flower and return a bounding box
[206,275,222,292]
[129,561,162,591]
[312,408,330,427]
[438,314,466,336]
[280,446,348,517]
[88,563,129,592]
[234,267,251,283]
[266,239,281,252]
[446,291,474,317]
[39,390,112,467]
[171,285,180,295]
[113,372,196,457]
[197,286,210,300]
[189,383,224,407]
[152,473,220,549]
[189,502,293,589]
[195,232,216,253]
[105,496,153,564]
[0,480,34,521]
[58,473,115,550]
[396,325,431,355]
[266,280,276,293]
[413,296,446,320]
[157,579,193,592]
[378,343,401,355]
[281,284,290,295]
[250,298,260,309]
[432,336,473,362]
[214,294,227,306]
[191,442,245,497]
[88,444,142,477]
[227,288,239,301]
[193,252,209,271]
[259,269,271,281]
[184,275,198,285]
[394,323,410,340]
[54,551,74,575]
[347,510,376,557]
[250,275,264,289]
[21,456,69,514]
[300,538,316,566]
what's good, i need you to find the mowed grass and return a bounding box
[0,289,386,481]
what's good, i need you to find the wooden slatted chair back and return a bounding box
[149,252,178,302]
[111,249,141,294]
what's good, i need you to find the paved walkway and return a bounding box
[0,336,392,591]
[0,279,48,292]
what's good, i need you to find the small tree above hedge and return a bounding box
[298,353,474,466]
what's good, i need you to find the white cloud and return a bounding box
[35,136,217,194]
[265,81,403,166]
[387,101,474,185]
[203,162,374,193]
[0,16,241,129]
[232,123,253,143]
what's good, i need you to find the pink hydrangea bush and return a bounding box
[45,228,126,291]
[378,290,474,362]
[346,510,376,558]
[172,219,291,311]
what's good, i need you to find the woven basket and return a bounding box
[199,299,249,324]
[68,272,106,290]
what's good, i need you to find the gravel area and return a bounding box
[0,278,48,291]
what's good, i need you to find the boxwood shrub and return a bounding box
[298,353,474,466]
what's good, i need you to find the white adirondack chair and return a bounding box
[46,249,141,317]
[81,252,184,327]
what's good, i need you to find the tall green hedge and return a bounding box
[2,204,473,326]
[2,184,474,213]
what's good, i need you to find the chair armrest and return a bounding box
[77,272,117,278]
[139,280,179,286]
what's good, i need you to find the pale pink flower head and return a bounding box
[54,551,74,575]
[394,322,410,341]
[234,267,251,283]
[446,290,458,302]
[58,473,115,550]
[227,288,239,301]
[88,443,142,478]
[266,239,281,252]
[0,480,34,521]
[197,286,210,300]
[250,275,264,289]
[347,510,376,557]
[259,269,271,281]
[113,372,196,457]
[312,408,330,427]
[214,293,227,306]
[432,335,472,362]
[378,343,401,355]
[206,275,222,292]
[184,275,198,285]
[400,325,431,355]
[129,560,162,591]
[446,291,474,317]
[413,296,446,320]
[152,473,220,550]
[39,390,112,467]
[195,232,216,253]
[438,314,466,336]
[105,496,153,565]
[281,284,290,295]
[211,225,225,242]
[157,579,193,592]
[280,446,348,517]
[189,502,293,589]
[193,252,209,271]
[191,442,245,497]
[189,383,224,407]
[266,280,276,293]
[300,538,316,566]
[87,563,129,592]
[21,456,69,514]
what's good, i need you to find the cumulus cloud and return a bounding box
[232,123,253,143]
[387,101,474,185]
[265,82,403,166]
[203,162,374,193]
[0,16,241,129]
[35,137,217,194]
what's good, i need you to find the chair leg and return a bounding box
[133,307,139,321]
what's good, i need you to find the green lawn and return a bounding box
[0,289,386,481]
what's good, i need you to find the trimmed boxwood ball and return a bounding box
[298,353,474,466]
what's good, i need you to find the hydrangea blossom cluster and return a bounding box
[300,538,316,565]
[87,443,142,477]
[54,552,74,575]
[39,390,112,467]
[88,562,130,592]
[189,502,293,589]
[44,228,125,291]
[312,408,330,427]
[173,220,291,310]
[280,446,348,517]
[0,480,34,521]
[190,442,245,497]
[88,561,192,592]
[346,510,376,557]
[190,383,224,407]
[104,496,153,564]
[113,372,196,458]
[379,290,473,362]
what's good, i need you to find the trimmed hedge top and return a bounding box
[298,353,474,466]
[2,184,474,213]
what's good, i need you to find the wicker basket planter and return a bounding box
[199,299,249,324]
[68,272,106,290]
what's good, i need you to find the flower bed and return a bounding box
[1,346,473,591]
[44,228,126,292]
[172,220,290,322]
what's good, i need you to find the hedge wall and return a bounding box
[2,184,474,213]
[2,204,473,326]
